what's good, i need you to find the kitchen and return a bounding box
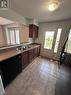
[0,17,40,95]
[0,0,71,95]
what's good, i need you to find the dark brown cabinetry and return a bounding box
[37,46,40,56]
[21,51,29,69]
[21,45,40,70]
[28,49,34,63]
[0,45,40,88]
[33,48,38,58]
[29,24,38,38]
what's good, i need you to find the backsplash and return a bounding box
[29,38,35,43]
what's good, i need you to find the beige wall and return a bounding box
[19,24,29,43]
[36,20,71,60]
[0,26,6,47]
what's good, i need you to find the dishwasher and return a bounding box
[0,54,22,88]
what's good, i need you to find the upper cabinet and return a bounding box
[29,24,39,38]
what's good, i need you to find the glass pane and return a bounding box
[44,31,54,49]
[54,28,62,53]
[6,30,10,45]
[9,30,15,45]
[15,29,20,44]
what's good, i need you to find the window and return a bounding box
[6,28,20,45]
[54,28,62,53]
[44,31,54,49]
[67,29,71,53]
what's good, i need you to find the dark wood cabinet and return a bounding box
[28,49,34,63]
[33,46,40,58]
[28,45,40,63]
[21,49,33,69]
[33,48,38,58]
[21,51,29,69]
[21,45,40,70]
[0,45,40,88]
[37,46,40,56]
[29,24,38,38]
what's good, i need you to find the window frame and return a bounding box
[66,29,71,53]
[6,27,20,45]
[44,31,55,50]
[54,28,62,53]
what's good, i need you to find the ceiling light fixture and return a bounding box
[48,0,60,11]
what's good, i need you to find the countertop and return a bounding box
[0,42,31,50]
[0,44,40,62]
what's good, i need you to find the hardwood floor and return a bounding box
[4,57,71,95]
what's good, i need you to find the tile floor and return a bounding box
[4,57,71,95]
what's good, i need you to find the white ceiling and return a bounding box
[0,17,14,25]
[10,0,71,22]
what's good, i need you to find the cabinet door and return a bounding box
[33,46,40,58]
[22,51,29,69]
[29,24,38,38]
[37,46,40,56]
[28,49,34,63]
[33,48,38,58]
[34,26,38,38]
[29,24,34,37]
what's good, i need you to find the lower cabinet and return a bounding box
[33,48,37,58]
[37,46,40,56]
[28,49,34,63]
[22,51,29,69]
[0,45,40,88]
[22,45,40,70]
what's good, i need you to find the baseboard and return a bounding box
[40,55,59,62]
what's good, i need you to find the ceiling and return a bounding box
[10,0,71,22]
[0,17,14,25]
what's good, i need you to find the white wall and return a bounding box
[0,9,28,25]
[0,9,39,26]
[28,19,39,26]
[36,20,71,60]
